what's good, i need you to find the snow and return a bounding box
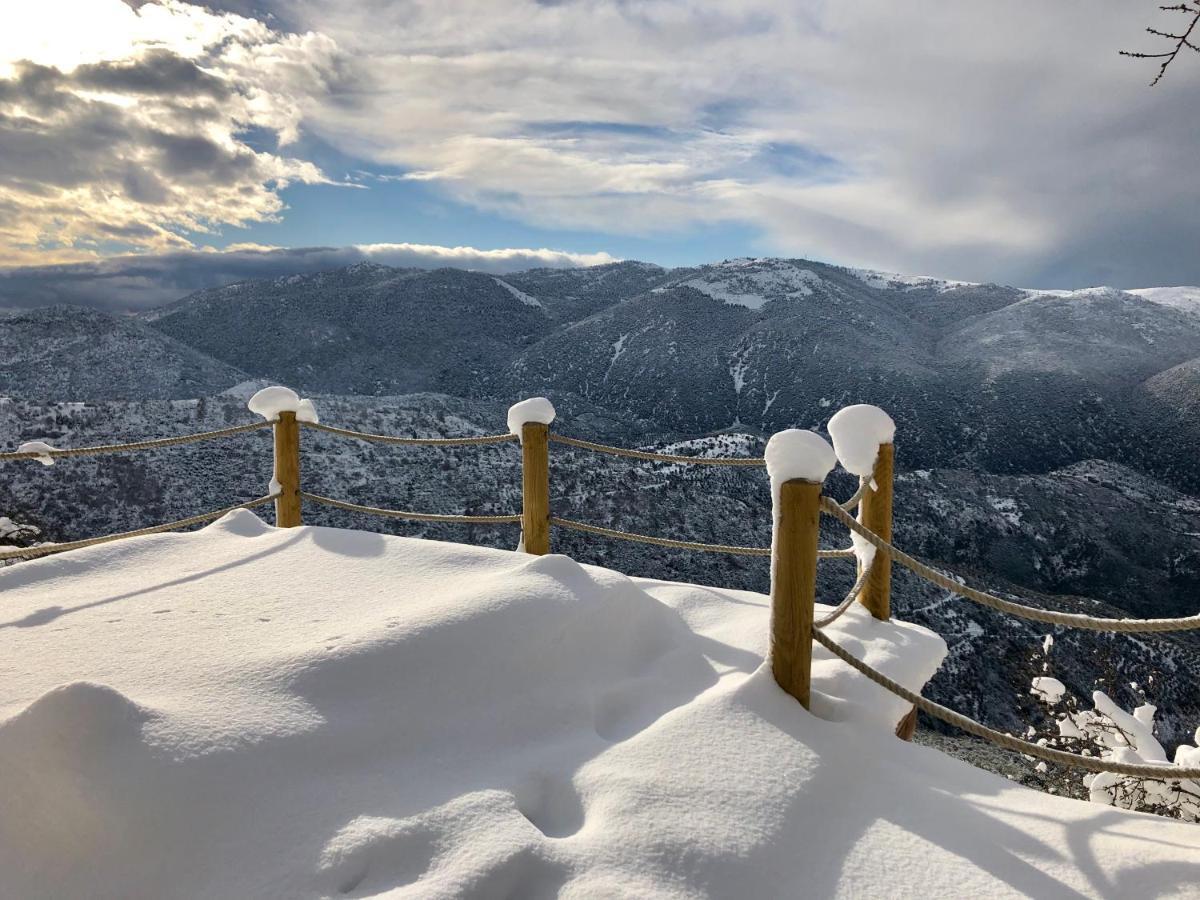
[764,429,837,495]
[1030,677,1067,704]
[247,386,319,423]
[2,518,1200,897]
[492,278,543,308]
[848,268,976,293]
[1128,285,1200,317]
[826,404,896,478]
[2,519,1198,897]
[17,440,58,466]
[506,397,555,438]
[671,259,824,309]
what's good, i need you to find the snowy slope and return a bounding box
[2,516,1198,898]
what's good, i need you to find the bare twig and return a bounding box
[1120,1,1200,85]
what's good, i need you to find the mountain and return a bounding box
[147,263,549,396]
[0,306,247,401]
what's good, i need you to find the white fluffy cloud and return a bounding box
[0,0,341,264]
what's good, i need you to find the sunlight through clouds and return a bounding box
[0,0,339,264]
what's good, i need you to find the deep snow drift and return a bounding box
[2,516,1198,899]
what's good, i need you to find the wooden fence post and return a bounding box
[770,478,823,710]
[858,442,894,620]
[273,410,302,527]
[521,421,550,555]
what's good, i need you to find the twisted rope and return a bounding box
[301,492,521,524]
[0,421,272,462]
[0,495,278,561]
[839,477,869,512]
[814,559,874,628]
[550,515,856,559]
[301,421,516,447]
[812,627,1200,778]
[549,433,765,467]
[820,498,1200,633]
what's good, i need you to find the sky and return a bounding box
[0,0,1197,308]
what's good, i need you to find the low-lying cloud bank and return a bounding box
[0,243,620,311]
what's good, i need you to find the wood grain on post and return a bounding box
[273,410,302,528]
[770,478,822,709]
[859,442,894,620]
[521,421,550,555]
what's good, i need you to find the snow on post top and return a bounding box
[17,441,58,466]
[764,429,836,495]
[507,397,555,438]
[827,404,895,477]
[247,386,319,424]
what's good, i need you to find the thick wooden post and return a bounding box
[273,410,302,527]
[770,478,822,709]
[859,442,893,620]
[520,421,550,555]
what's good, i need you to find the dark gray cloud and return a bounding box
[0,243,618,310]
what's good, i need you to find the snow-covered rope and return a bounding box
[820,497,1200,634]
[548,433,766,466]
[0,421,273,462]
[814,559,874,628]
[0,495,278,561]
[301,421,517,447]
[550,515,856,559]
[301,492,521,524]
[812,627,1200,778]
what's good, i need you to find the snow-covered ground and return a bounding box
[2,515,1198,899]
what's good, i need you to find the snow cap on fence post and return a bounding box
[247,386,319,424]
[826,404,895,479]
[507,397,555,441]
[764,429,837,499]
[764,429,835,711]
[509,398,555,555]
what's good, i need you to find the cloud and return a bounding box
[0,243,621,310]
[3,0,1198,288]
[0,0,343,265]
[267,0,1199,288]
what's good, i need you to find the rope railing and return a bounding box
[0,495,278,561]
[548,433,766,466]
[301,421,517,447]
[820,497,1200,634]
[301,491,521,525]
[814,559,874,628]
[7,391,1198,787]
[813,627,1200,778]
[0,420,272,462]
[551,515,857,559]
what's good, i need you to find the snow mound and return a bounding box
[1,519,1197,897]
[247,386,319,423]
[507,396,555,437]
[827,404,896,478]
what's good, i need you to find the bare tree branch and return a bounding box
[1120,1,1200,84]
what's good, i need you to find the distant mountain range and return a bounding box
[6,256,1200,490]
[3,256,1200,751]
